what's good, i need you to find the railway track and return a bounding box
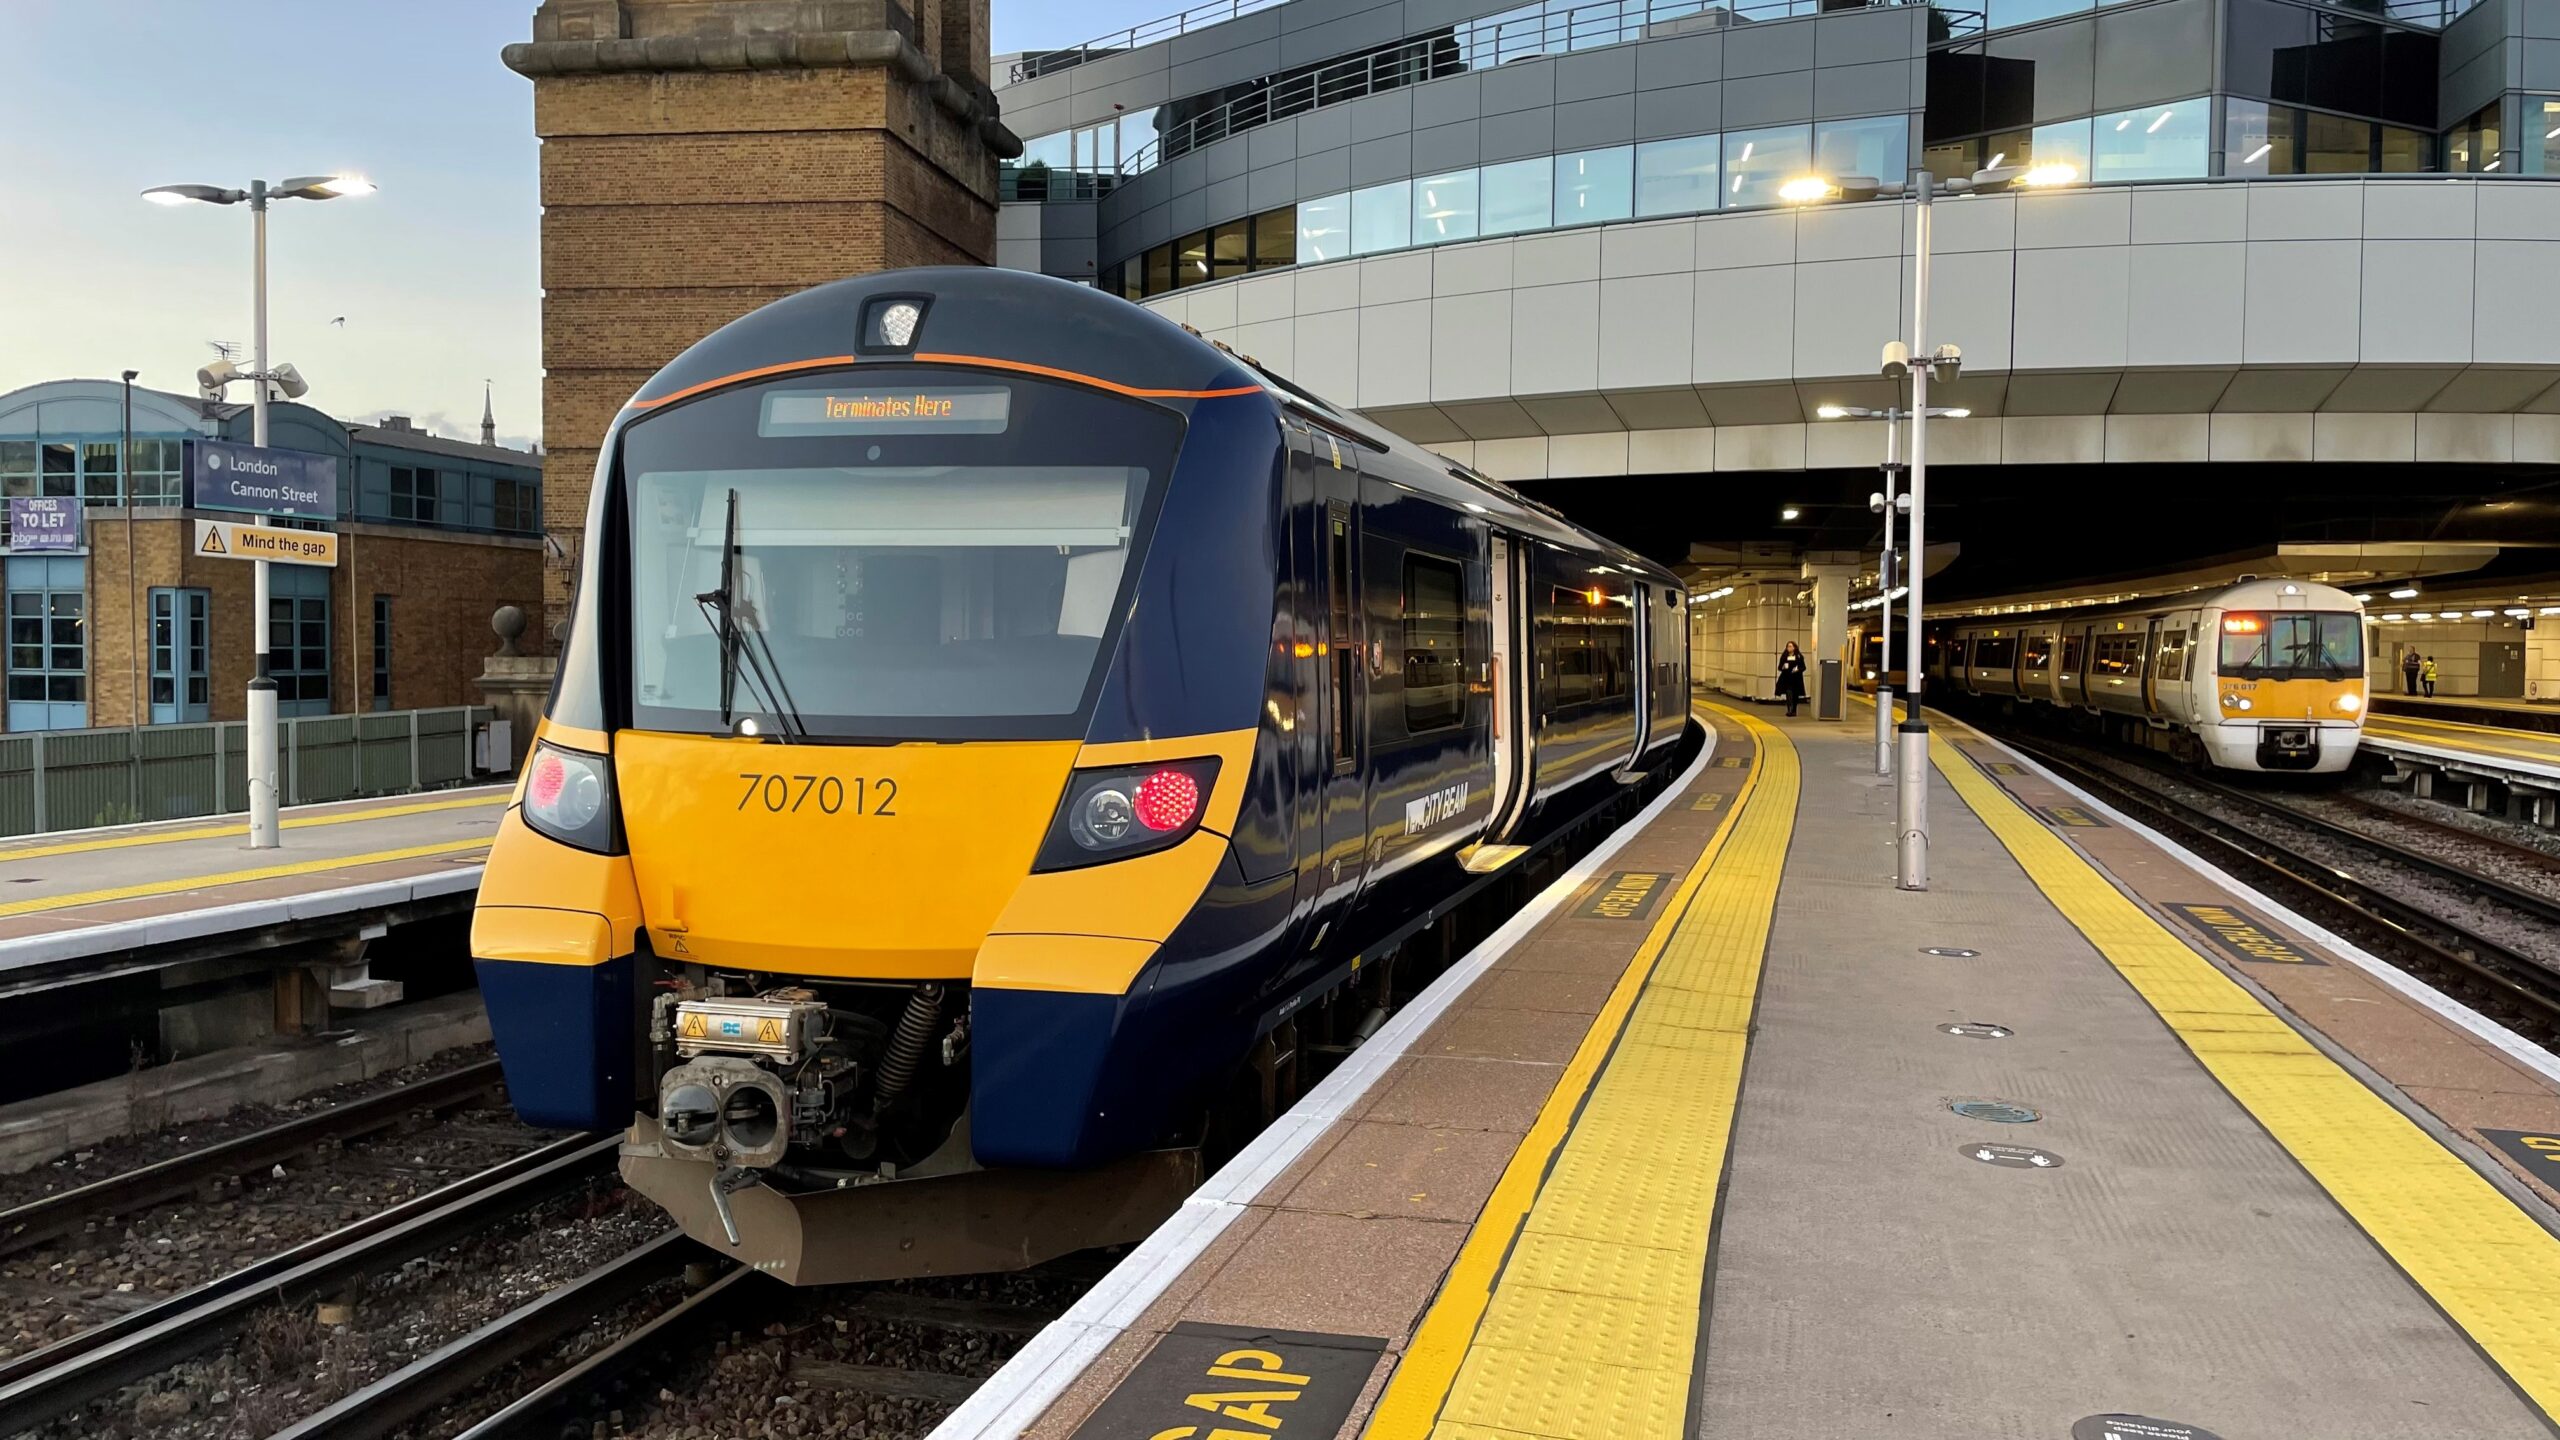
[0,1131,614,1435]
[0,1057,508,1261]
[1997,735,2560,1031]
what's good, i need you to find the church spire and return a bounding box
[480,382,497,448]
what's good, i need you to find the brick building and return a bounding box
[0,379,542,731]
[504,0,1014,628]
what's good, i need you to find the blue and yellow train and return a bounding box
[470,267,1689,1277]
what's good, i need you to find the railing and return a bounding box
[1012,0,1297,83]
[1113,0,1937,175]
[0,705,496,838]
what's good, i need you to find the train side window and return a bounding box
[1402,553,1466,732]
[2060,634,2083,673]
[1328,504,1356,772]
[2022,635,2052,671]
[2159,629,2189,680]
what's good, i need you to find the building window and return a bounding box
[1814,115,1910,188]
[149,587,211,724]
[1351,180,1411,254]
[1635,134,1722,218]
[1209,218,1251,281]
[267,563,330,717]
[1251,207,1296,269]
[389,466,443,524]
[2530,96,2560,174]
[41,443,75,498]
[0,442,33,497]
[1299,193,1351,262]
[1554,146,1634,225]
[2093,97,2209,181]
[1480,157,1553,236]
[1402,554,1466,732]
[1172,229,1211,287]
[128,440,183,506]
[1412,169,1481,244]
[81,442,121,506]
[6,555,86,731]
[1722,124,1812,209]
[2448,100,2500,171]
[493,476,538,534]
[371,595,392,711]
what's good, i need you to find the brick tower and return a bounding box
[504,0,1013,631]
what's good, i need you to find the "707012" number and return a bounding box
[735,773,897,816]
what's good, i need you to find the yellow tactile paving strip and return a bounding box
[0,791,503,862]
[0,838,491,919]
[1935,734,2560,1424]
[1366,704,1800,1440]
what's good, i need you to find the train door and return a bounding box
[2142,618,2165,714]
[1481,531,1536,849]
[1620,581,1652,771]
[1316,488,1368,907]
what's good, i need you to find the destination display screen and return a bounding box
[758,387,1012,436]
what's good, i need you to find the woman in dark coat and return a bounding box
[1777,641,1808,717]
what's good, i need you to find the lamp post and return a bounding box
[121,370,140,730]
[1813,402,1958,775]
[1791,159,2076,889]
[143,175,374,848]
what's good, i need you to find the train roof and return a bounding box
[1938,577,2366,628]
[626,267,1674,590]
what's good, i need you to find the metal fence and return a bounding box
[0,705,497,838]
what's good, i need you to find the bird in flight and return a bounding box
[330,316,347,327]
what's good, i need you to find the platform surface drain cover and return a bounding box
[1951,1099,2040,1123]
[1939,1022,2011,1039]
[2071,1416,2223,1440]
[1920,946,1980,957]
[1963,1142,2062,1169]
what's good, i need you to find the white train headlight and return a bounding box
[2336,692,2362,713]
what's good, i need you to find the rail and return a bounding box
[1012,0,1294,82]
[2004,735,2560,1025]
[0,1131,618,1434]
[0,1058,506,1260]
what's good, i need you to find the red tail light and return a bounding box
[528,750,568,809]
[1133,768,1201,832]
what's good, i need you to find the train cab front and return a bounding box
[2205,605,2367,773]
[468,270,1282,1280]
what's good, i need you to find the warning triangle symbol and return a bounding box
[199,528,226,555]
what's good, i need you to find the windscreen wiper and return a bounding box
[693,489,809,738]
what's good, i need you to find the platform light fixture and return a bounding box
[1781,505,1802,520]
[2388,586,2420,599]
[143,171,375,851]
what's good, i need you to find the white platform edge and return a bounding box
[0,865,488,976]
[2361,732,2560,784]
[1991,740,2560,1089]
[926,718,1724,1440]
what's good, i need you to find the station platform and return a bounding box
[2362,703,2560,795]
[0,786,506,986]
[940,704,2560,1440]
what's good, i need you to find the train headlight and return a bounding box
[1037,757,1222,871]
[2336,692,2362,713]
[522,739,620,853]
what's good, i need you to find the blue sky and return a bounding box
[0,0,1168,450]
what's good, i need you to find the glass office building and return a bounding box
[992,0,2560,295]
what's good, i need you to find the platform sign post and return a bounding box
[1874,411,1901,778]
[1897,170,1935,893]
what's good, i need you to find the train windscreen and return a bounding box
[618,372,1184,740]
[2217,611,2363,680]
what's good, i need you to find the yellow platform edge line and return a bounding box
[0,837,492,919]
[1932,733,2560,1423]
[0,791,504,864]
[1366,705,1799,1440]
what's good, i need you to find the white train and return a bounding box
[1920,578,2368,774]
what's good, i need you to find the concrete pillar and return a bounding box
[1804,558,1856,720]
[504,0,1017,634]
